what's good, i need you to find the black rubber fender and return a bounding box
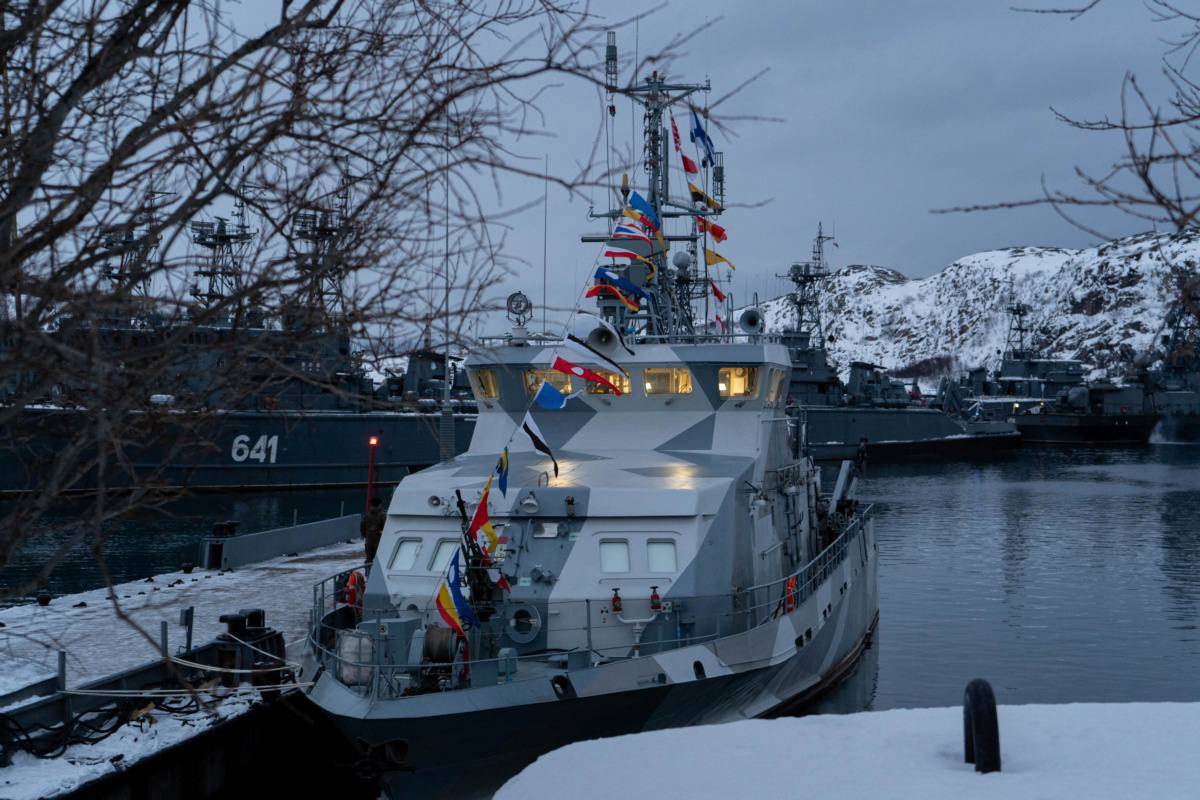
[963,678,1001,773]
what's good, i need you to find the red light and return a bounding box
[368,436,379,447]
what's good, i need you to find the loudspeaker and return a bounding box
[739,307,765,335]
[573,312,621,355]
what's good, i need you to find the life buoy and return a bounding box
[785,576,798,613]
[344,570,366,608]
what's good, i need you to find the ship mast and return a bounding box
[583,33,721,341]
[1003,278,1033,360]
[189,186,255,312]
[292,183,351,327]
[779,223,833,349]
[101,198,165,299]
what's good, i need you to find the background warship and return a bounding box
[303,47,879,797]
[777,226,1020,460]
[945,297,1160,445]
[0,190,475,494]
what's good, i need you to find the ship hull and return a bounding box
[1014,412,1160,445]
[306,519,879,799]
[0,406,476,494]
[801,406,1021,461]
[1156,412,1200,443]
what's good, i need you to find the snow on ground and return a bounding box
[0,687,260,800]
[0,541,362,697]
[499,702,1200,800]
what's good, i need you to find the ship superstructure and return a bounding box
[303,41,880,797]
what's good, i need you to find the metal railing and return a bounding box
[308,506,872,699]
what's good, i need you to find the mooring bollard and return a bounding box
[963,678,1001,773]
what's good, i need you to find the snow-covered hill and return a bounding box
[758,230,1199,380]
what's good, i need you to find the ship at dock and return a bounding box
[777,226,1020,461]
[944,297,1160,445]
[0,189,476,495]
[303,46,879,798]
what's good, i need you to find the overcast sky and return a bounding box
[479,0,1174,329]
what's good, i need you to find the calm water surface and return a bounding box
[4,446,1199,711]
[823,444,1200,711]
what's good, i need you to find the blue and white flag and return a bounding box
[533,380,579,410]
[689,109,717,168]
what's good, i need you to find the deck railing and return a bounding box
[308,505,873,699]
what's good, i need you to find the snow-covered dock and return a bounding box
[1,540,361,696]
[499,702,1200,800]
[0,522,364,799]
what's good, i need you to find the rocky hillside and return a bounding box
[759,230,1200,380]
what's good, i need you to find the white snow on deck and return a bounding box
[499,702,1200,800]
[0,688,260,800]
[0,541,362,696]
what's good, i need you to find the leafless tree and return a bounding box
[0,0,688,615]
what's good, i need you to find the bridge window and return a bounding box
[587,369,631,395]
[471,368,500,399]
[644,367,693,395]
[765,368,788,407]
[599,540,630,573]
[389,539,421,571]
[524,369,572,397]
[718,366,758,398]
[428,539,458,572]
[647,540,677,572]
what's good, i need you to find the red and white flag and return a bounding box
[709,279,727,303]
[551,355,623,395]
[670,114,699,176]
[714,314,726,333]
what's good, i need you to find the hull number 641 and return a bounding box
[231,434,280,463]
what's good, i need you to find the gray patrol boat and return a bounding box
[304,51,879,798]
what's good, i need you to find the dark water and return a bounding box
[5,446,1200,711]
[0,489,363,603]
[819,444,1200,712]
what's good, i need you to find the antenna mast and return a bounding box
[189,187,255,311]
[1003,278,1033,359]
[293,183,351,325]
[585,32,716,340]
[778,222,833,348]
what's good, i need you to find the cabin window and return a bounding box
[718,366,759,398]
[586,369,631,395]
[766,368,788,407]
[428,539,458,572]
[643,367,693,395]
[472,368,500,399]
[524,369,572,397]
[599,540,630,573]
[647,540,677,572]
[389,539,421,571]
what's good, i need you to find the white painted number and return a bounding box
[231,434,279,464]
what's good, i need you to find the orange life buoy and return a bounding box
[785,576,798,613]
[344,570,366,608]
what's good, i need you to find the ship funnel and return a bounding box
[738,307,765,335]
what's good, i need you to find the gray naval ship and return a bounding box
[304,55,879,798]
[1145,272,1200,442]
[944,298,1159,445]
[776,226,1020,461]
[0,191,475,494]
